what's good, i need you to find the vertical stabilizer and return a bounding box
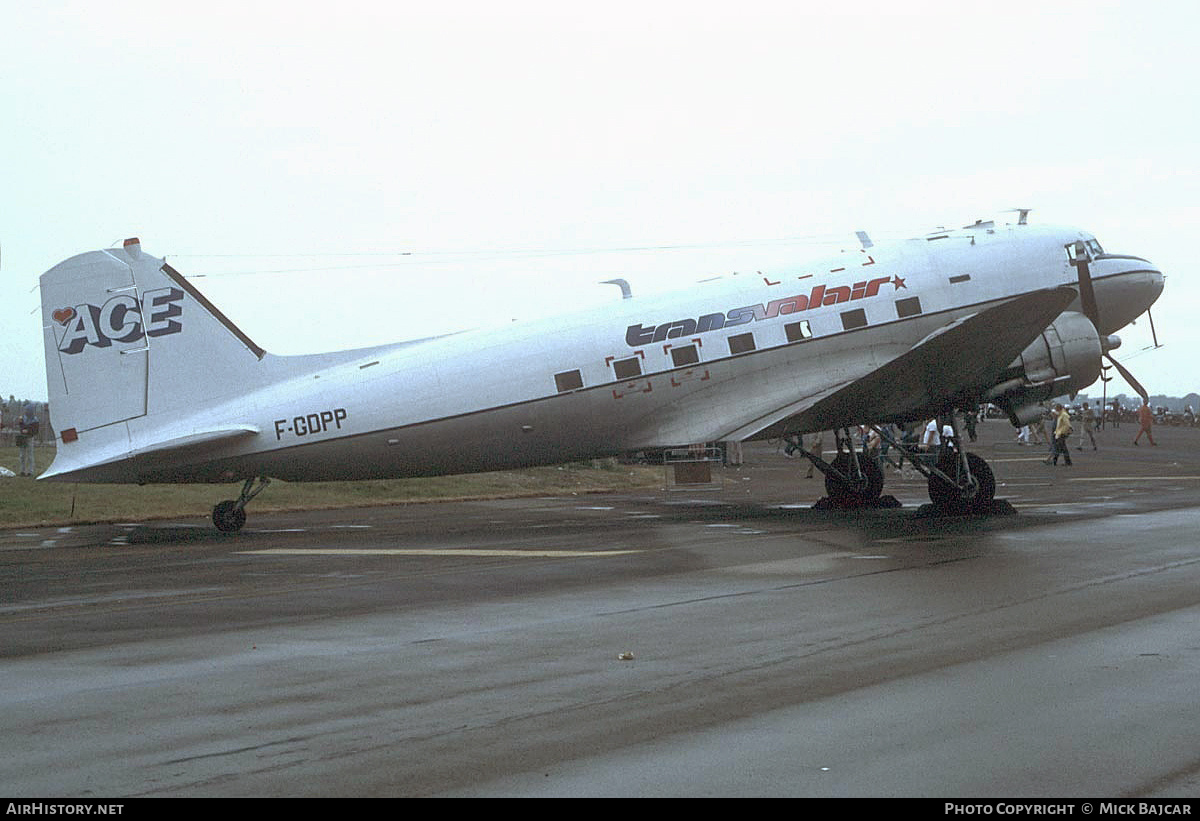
[40,239,266,444]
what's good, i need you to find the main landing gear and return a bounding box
[212,476,270,533]
[791,429,896,510]
[923,448,999,515]
[793,417,1006,515]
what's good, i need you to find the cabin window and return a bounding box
[554,369,584,392]
[948,274,970,284]
[784,320,813,342]
[612,356,642,380]
[670,344,700,367]
[895,296,923,318]
[727,333,755,355]
[840,308,868,330]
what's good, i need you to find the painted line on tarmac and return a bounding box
[237,548,644,558]
[1067,476,1200,481]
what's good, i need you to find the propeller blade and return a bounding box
[1074,253,1101,328]
[1104,352,1148,405]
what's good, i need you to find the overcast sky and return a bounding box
[3,0,1197,405]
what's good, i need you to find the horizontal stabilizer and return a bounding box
[123,425,261,460]
[39,425,260,482]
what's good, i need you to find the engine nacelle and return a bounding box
[987,311,1102,426]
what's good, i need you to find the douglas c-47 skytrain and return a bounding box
[38,213,1164,531]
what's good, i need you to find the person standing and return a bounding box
[1046,404,1073,466]
[864,426,882,472]
[895,422,920,477]
[1033,406,1051,447]
[1133,399,1157,446]
[17,406,39,476]
[922,419,941,451]
[1076,402,1097,451]
[1041,406,1057,458]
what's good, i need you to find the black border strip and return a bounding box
[159,262,266,360]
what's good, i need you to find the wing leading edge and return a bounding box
[727,286,1079,440]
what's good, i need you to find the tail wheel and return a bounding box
[212,500,247,533]
[824,453,884,506]
[928,452,995,511]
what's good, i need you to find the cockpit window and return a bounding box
[1066,238,1105,263]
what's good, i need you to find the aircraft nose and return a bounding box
[1089,255,1165,334]
[1147,261,1165,298]
[1131,258,1166,306]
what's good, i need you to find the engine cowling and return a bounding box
[986,311,1102,426]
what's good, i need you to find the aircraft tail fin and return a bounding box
[40,238,268,445]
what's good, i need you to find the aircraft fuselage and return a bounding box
[38,221,1164,485]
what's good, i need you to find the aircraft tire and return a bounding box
[212,500,246,533]
[927,452,995,511]
[824,453,884,506]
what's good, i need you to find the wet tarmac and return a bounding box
[2,419,1199,796]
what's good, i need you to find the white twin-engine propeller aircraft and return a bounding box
[38,214,1164,531]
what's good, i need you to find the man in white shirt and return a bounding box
[922,419,940,450]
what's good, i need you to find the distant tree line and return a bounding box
[1096,392,1200,412]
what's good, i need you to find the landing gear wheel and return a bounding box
[927,452,995,512]
[824,453,884,507]
[210,477,270,533]
[212,500,247,533]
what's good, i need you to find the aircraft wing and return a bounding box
[727,286,1078,440]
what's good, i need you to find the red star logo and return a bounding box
[891,275,907,290]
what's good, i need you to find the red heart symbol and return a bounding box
[52,307,76,326]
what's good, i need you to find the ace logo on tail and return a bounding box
[54,287,185,354]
